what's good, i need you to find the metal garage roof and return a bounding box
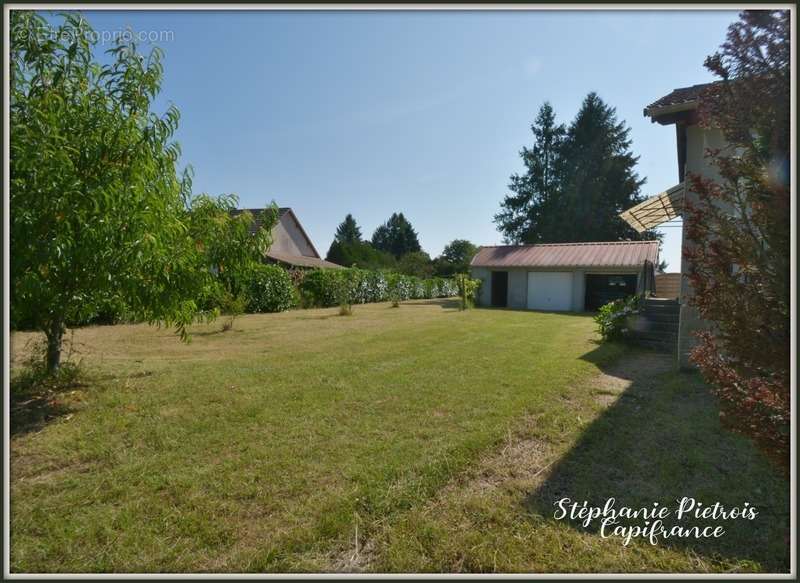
[471,240,659,269]
[619,183,684,233]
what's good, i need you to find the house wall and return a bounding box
[470,266,640,311]
[678,125,728,368]
[270,213,318,258]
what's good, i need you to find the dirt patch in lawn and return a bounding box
[591,351,672,405]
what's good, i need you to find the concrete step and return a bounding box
[642,306,680,313]
[627,316,678,334]
[626,323,678,353]
[642,305,680,314]
[640,312,680,323]
[644,298,680,306]
[642,300,680,313]
[631,338,677,354]
[634,329,679,340]
[625,302,680,354]
[629,328,678,340]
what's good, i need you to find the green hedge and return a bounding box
[244,264,298,313]
[299,268,459,308]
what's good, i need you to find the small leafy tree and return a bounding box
[186,197,280,331]
[455,274,481,311]
[336,272,355,316]
[435,239,478,277]
[10,12,216,372]
[186,195,278,300]
[219,291,247,332]
[685,10,790,467]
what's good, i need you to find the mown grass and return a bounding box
[372,353,790,573]
[10,300,788,573]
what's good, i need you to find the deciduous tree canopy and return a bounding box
[435,239,478,277]
[686,9,790,468]
[10,12,260,372]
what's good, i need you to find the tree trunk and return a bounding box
[45,320,65,374]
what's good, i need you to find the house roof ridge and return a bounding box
[231,206,291,213]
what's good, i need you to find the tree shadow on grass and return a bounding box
[10,376,83,437]
[476,306,595,318]
[381,298,461,310]
[192,328,245,337]
[294,313,343,321]
[525,347,790,572]
[424,298,461,310]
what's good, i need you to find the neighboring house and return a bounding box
[619,81,726,367]
[232,207,343,269]
[470,241,658,312]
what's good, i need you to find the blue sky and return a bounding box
[62,9,738,270]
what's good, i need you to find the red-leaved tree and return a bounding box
[684,10,790,469]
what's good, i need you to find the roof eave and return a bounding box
[644,101,698,124]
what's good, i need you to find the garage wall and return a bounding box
[470,267,491,306]
[508,270,528,309]
[471,266,641,311]
[572,270,586,311]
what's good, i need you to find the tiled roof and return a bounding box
[266,251,343,269]
[470,241,659,269]
[643,81,720,117]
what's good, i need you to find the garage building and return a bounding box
[469,241,658,312]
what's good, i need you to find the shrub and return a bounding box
[299,268,342,308]
[363,270,389,303]
[285,267,307,289]
[386,273,414,303]
[437,278,457,298]
[594,296,640,341]
[220,290,247,331]
[244,264,297,313]
[455,274,482,310]
[335,272,357,316]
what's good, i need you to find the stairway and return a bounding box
[626,298,680,353]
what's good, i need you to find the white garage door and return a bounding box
[527,272,573,311]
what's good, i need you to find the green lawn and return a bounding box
[10,300,789,573]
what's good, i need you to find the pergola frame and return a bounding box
[620,182,685,233]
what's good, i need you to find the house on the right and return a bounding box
[619,82,725,369]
